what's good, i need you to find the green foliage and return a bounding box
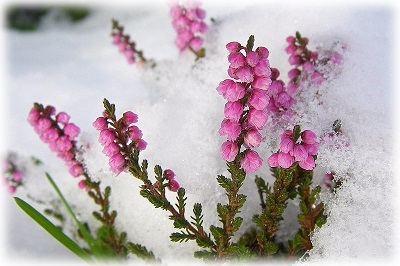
[246,35,255,51]
[125,242,160,262]
[140,189,169,210]
[170,231,195,243]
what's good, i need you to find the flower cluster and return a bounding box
[266,67,296,115]
[217,36,273,173]
[268,127,318,170]
[154,169,180,192]
[2,156,23,194]
[28,103,84,178]
[93,109,147,175]
[285,32,325,90]
[111,19,147,65]
[170,1,208,54]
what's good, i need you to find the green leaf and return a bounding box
[217,175,232,190]
[209,225,224,243]
[194,250,216,260]
[173,217,188,229]
[14,197,93,262]
[264,241,278,256]
[125,242,159,262]
[246,35,255,51]
[170,231,195,243]
[196,236,214,248]
[154,165,163,179]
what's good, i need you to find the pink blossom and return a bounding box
[286,36,295,43]
[227,67,238,79]
[169,179,180,192]
[56,136,73,152]
[216,79,234,96]
[195,8,206,20]
[221,141,239,162]
[252,76,272,90]
[64,123,80,139]
[102,142,120,157]
[99,129,115,146]
[164,169,175,181]
[245,51,259,67]
[93,117,107,130]
[236,66,254,83]
[253,60,271,77]
[109,153,126,172]
[247,109,268,129]
[268,80,284,95]
[280,137,294,154]
[219,119,241,141]
[189,37,203,51]
[311,71,325,85]
[288,68,300,79]
[298,155,315,170]
[256,46,269,59]
[27,107,40,126]
[304,143,319,155]
[226,42,241,53]
[41,128,59,143]
[128,126,143,141]
[56,112,70,124]
[199,22,208,33]
[36,118,52,133]
[311,51,318,60]
[267,153,279,167]
[78,180,90,191]
[240,150,263,173]
[8,186,16,194]
[69,163,84,177]
[329,52,342,65]
[286,82,298,95]
[123,111,138,125]
[12,171,23,182]
[135,139,147,150]
[302,130,318,144]
[249,89,270,110]
[302,61,315,72]
[289,54,301,65]
[112,34,121,44]
[224,101,243,122]
[276,92,293,109]
[119,41,128,52]
[224,82,245,102]
[293,144,308,162]
[277,152,294,168]
[285,44,296,54]
[170,5,182,19]
[228,52,246,68]
[244,128,262,148]
[190,21,201,33]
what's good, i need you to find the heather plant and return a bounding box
[6,3,347,263]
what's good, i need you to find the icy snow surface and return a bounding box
[1,0,399,265]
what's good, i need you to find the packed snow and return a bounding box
[1,0,399,265]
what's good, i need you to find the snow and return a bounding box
[1,0,400,265]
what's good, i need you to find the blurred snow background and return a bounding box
[1,0,399,265]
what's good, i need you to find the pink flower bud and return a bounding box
[285,44,296,54]
[289,55,301,65]
[123,111,138,125]
[28,107,40,126]
[12,171,23,182]
[228,52,246,68]
[280,137,294,154]
[311,71,325,85]
[109,153,125,172]
[267,153,279,167]
[293,144,308,162]
[199,21,208,33]
[119,41,128,52]
[302,130,317,144]
[298,155,315,170]
[164,169,175,181]
[224,82,246,102]
[236,66,254,83]
[128,125,143,141]
[277,152,294,168]
[99,129,115,146]
[135,139,147,150]
[224,101,243,122]
[329,52,342,65]
[245,51,259,67]
[256,46,269,59]
[8,185,16,194]
[41,128,59,143]
[304,143,319,155]
[247,109,268,130]
[252,76,272,90]
[311,51,318,60]
[221,141,238,162]
[253,60,271,77]
[36,118,52,133]
[240,150,263,173]
[226,42,241,53]
[218,119,241,141]
[288,68,300,79]
[269,80,284,95]
[195,8,206,20]
[174,16,190,32]
[189,37,203,52]
[179,30,194,42]
[190,21,201,33]
[64,123,80,139]
[112,34,121,45]
[244,128,262,148]
[302,61,315,72]
[56,136,73,152]
[69,163,84,177]
[286,36,295,44]
[249,89,270,110]
[170,5,182,19]
[169,179,180,192]
[93,117,108,130]
[78,180,89,191]
[102,142,120,157]
[56,112,70,124]
[286,82,298,95]
[276,92,294,109]
[227,67,239,79]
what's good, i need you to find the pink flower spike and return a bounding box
[277,152,294,168]
[267,153,279,167]
[69,163,84,177]
[169,179,180,192]
[99,129,116,146]
[93,117,108,130]
[164,169,175,181]
[135,139,148,150]
[224,101,243,122]
[56,112,70,124]
[245,51,259,67]
[240,150,263,173]
[247,109,268,130]
[298,155,316,170]
[293,144,308,162]
[302,130,317,144]
[123,111,138,125]
[221,141,239,162]
[226,42,241,53]
[244,128,262,148]
[64,123,80,139]
[236,66,254,83]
